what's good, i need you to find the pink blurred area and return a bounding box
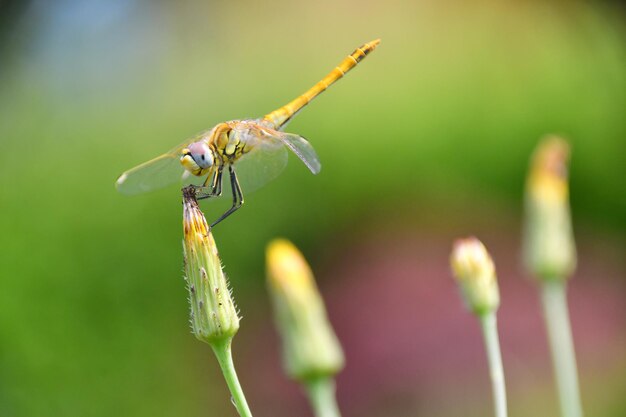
[231,218,625,417]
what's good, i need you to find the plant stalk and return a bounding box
[304,376,341,417]
[210,338,253,417]
[479,312,508,417]
[540,280,583,417]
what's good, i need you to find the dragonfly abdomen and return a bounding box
[264,39,380,129]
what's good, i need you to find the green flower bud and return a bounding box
[266,239,344,382]
[182,187,239,344]
[523,136,577,281]
[450,237,500,316]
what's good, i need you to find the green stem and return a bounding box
[210,338,253,417]
[540,280,583,417]
[304,376,341,417]
[479,312,508,417]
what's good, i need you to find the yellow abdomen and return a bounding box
[263,39,380,129]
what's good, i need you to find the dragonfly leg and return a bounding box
[214,167,224,196]
[210,165,244,228]
[197,166,224,200]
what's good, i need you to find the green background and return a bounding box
[0,0,624,416]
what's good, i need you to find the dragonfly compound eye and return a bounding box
[180,142,214,177]
[193,148,214,169]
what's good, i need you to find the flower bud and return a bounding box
[182,187,239,344]
[450,237,500,316]
[266,239,344,382]
[523,136,576,281]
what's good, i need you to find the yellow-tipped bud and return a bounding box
[523,136,577,281]
[182,187,239,344]
[450,237,500,316]
[266,239,344,382]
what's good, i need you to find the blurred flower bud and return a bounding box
[266,239,344,382]
[182,187,239,344]
[523,136,576,281]
[450,237,500,315]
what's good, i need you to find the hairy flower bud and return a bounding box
[266,239,344,382]
[182,187,239,343]
[450,237,500,316]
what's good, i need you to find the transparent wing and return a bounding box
[276,133,321,174]
[224,129,320,199]
[115,134,205,195]
[232,136,288,195]
[116,153,184,195]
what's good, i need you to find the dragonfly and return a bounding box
[116,39,380,227]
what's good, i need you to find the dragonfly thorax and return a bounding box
[181,141,215,176]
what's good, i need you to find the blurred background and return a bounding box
[0,0,624,416]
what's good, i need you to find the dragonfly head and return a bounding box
[181,142,214,176]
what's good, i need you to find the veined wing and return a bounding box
[276,132,321,174]
[116,153,183,195]
[230,128,321,196]
[230,135,288,195]
[115,134,206,195]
